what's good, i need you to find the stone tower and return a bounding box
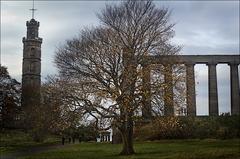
[22,18,42,110]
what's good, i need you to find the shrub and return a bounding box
[135,117,189,140]
[134,115,240,140]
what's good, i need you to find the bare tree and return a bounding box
[41,76,85,134]
[150,64,186,116]
[54,0,180,155]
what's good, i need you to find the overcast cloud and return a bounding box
[1,1,239,115]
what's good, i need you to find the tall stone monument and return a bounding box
[22,12,42,113]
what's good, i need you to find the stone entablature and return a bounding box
[145,55,240,65]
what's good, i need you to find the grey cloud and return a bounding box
[159,1,239,55]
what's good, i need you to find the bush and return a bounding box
[134,117,189,140]
[134,115,240,140]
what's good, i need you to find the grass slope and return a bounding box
[21,139,240,159]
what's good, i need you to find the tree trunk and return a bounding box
[119,116,135,155]
[118,48,136,155]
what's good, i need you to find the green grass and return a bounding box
[21,139,240,159]
[0,130,60,155]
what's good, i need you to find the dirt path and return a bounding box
[1,144,69,159]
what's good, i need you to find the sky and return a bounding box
[1,1,239,115]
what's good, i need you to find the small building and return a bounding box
[97,130,111,142]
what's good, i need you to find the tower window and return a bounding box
[30,48,35,57]
[29,62,36,72]
[30,30,35,38]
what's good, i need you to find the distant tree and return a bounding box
[22,75,83,142]
[40,76,84,135]
[0,66,21,129]
[75,123,98,142]
[55,0,180,155]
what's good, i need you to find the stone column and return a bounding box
[208,62,219,116]
[142,64,152,119]
[100,133,103,142]
[108,134,110,142]
[186,63,196,116]
[229,63,240,115]
[164,64,174,116]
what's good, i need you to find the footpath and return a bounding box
[1,144,68,159]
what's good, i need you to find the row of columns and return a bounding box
[99,133,111,142]
[142,62,240,117]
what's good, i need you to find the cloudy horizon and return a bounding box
[1,1,239,115]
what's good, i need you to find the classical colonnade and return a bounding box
[142,55,240,117]
[98,131,111,142]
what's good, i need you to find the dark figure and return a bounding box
[62,137,65,145]
[68,137,71,143]
[72,137,75,143]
